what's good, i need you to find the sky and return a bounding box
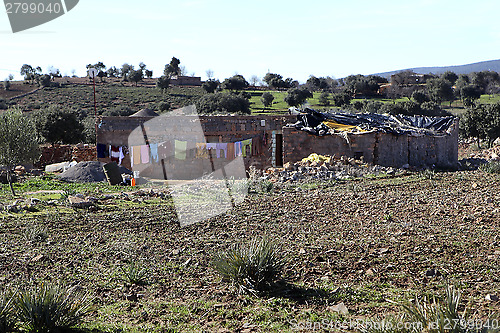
[1,0,500,83]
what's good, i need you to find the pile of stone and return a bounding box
[264,154,401,183]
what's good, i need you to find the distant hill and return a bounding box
[372,59,500,78]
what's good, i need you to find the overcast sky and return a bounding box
[1,0,500,82]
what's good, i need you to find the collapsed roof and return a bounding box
[287,108,457,136]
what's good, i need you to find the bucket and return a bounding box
[103,162,123,185]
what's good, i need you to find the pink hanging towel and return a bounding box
[140,145,150,164]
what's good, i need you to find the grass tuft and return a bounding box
[0,290,16,333]
[23,223,48,243]
[14,283,92,333]
[213,237,285,295]
[120,261,149,286]
[479,161,500,174]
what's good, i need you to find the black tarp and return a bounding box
[288,108,456,136]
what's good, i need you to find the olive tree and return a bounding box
[0,108,40,195]
[261,92,274,107]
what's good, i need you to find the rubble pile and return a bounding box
[264,153,401,183]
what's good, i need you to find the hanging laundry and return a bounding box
[158,141,173,160]
[196,143,208,158]
[140,145,150,164]
[118,146,125,166]
[186,141,197,159]
[110,145,120,163]
[252,136,261,156]
[132,146,141,165]
[226,142,235,161]
[242,139,252,157]
[206,143,217,158]
[150,143,159,163]
[96,144,107,158]
[175,140,187,160]
[235,141,243,157]
[216,143,228,158]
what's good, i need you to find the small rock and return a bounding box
[485,294,499,302]
[365,268,375,276]
[425,268,439,277]
[31,254,44,262]
[328,302,348,315]
[68,196,94,208]
[299,248,306,254]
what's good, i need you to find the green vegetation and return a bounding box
[14,283,92,332]
[479,160,500,174]
[119,261,150,286]
[213,237,285,295]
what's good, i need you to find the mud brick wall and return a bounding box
[36,145,96,168]
[72,145,97,162]
[36,145,73,168]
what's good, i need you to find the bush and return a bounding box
[213,237,284,294]
[101,106,135,117]
[14,283,92,333]
[0,99,7,110]
[479,161,500,174]
[3,80,11,91]
[362,284,499,333]
[318,91,330,106]
[120,261,149,285]
[157,101,171,113]
[284,87,313,107]
[331,91,352,107]
[31,106,84,144]
[261,92,274,107]
[195,92,250,114]
[202,79,219,94]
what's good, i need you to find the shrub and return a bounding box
[23,223,48,243]
[284,87,313,107]
[120,261,149,285]
[3,80,11,91]
[31,106,84,144]
[157,101,170,113]
[0,290,15,333]
[195,92,250,114]
[318,91,330,106]
[213,237,284,294]
[14,283,92,333]
[479,161,500,174]
[362,284,500,333]
[261,92,274,108]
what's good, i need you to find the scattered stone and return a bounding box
[68,196,94,208]
[425,268,439,277]
[31,254,44,262]
[299,248,306,254]
[14,165,26,175]
[328,302,348,315]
